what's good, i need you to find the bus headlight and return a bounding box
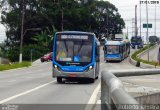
[54,65,58,68]
[89,66,93,70]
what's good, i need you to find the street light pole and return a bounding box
[19,0,25,63]
[140,2,142,37]
[135,5,138,38]
[155,4,156,36]
[146,0,149,62]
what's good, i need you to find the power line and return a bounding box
[123,18,160,21]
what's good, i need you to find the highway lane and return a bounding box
[0,50,106,110]
[0,48,138,104]
[0,62,102,110]
[1,47,160,110]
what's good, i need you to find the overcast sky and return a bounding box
[106,0,160,42]
[0,0,160,42]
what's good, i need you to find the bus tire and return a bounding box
[57,77,62,83]
[95,76,99,80]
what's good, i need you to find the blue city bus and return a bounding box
[52,31,100,83]
[130,36,143,49]
[103,40,130,62]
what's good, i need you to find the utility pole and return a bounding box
[146,0,149,62]
[19,0,25,63]
[135,5,138,49]
[155,4,156,36]
[140,2,142,37]
[135,5,138,38]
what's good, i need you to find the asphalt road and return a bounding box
[1,47,160,110]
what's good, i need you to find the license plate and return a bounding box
[69,74,76,77]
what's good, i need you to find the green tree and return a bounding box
[0,0,125,61]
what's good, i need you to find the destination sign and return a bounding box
[61,35,88,40]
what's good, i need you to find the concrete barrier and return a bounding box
[101,69,160,110]
[135,93,160,104]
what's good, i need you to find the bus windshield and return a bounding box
[131,37,136,43]
[55,35,93,63]
[106,45,119,54]
[131,37,142,43]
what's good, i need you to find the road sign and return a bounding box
[143,24,152,28]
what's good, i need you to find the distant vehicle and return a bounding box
[149,36,159,44]
[52,31,100,83]
[130,36,143,49]
[100,38,107,45]
[114,34,125,41]
[103,40,130,62]
[41,52,52,62]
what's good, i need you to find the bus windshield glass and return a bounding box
[131,37,142,44]
[55,34,93,63]
[106,45,119,54]
[131,37,136,43]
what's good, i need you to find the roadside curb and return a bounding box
[0,62,50,72]
[137,44,157,58]
[129,45,160,68]
[129,55,160,69]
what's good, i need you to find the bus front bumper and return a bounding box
[105,57,121,61]
[52,68,95,79]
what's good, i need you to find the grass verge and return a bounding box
[0,61,31,71]
[131,44,158,66]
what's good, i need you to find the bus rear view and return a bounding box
[52,31,100,83]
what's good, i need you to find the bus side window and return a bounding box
[104,46,107,54]
[95,45,100,62]
[120,46,122,53]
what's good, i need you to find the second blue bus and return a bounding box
[103,40,130,62]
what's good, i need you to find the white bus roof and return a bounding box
[105,40,129,45]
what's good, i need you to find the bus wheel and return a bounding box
[95,76,99,80]
[57,77,62,83]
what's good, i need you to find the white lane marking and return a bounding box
[85,83,101,110]
[0,80,56,104]
[87,83,101,104]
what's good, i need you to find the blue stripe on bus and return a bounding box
[105,54,121,58]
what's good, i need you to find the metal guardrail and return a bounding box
[101,69,160,110]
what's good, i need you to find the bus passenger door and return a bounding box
[120,46,123,60]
